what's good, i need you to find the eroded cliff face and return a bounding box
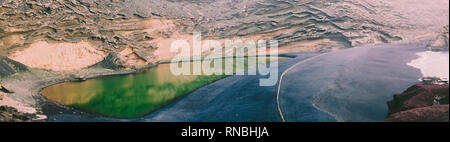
[9,41,106,71]
[429,25,449,51]
[1,0,448,72]
[0,0,162,71]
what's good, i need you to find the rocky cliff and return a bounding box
[0,0,412,57]
[2,0,447,72]
[385,83,449,122]
[131,0,406,47]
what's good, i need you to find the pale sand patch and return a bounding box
[119,46,134,56]
[8,41,106,71]
[407,51,449,80]
[0,95,36,114]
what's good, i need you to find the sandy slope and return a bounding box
[8,41,106,71]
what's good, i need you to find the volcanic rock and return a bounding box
[0,57,28,78]
[385,83,449,122]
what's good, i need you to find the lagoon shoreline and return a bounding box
[1,63,156,121]
[1,54,296,121]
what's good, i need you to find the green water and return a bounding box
[41,57,286,118]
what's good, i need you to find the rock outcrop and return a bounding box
[385,83,449,122]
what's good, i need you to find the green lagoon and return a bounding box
[41,57,287,118]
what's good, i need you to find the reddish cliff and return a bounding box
[385,83,449,122]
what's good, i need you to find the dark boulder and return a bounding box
[100,53,126,70]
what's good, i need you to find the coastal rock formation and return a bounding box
[0,57,28,77]
[385,83,449,122]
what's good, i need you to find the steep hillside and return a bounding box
[0,57,28,78]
